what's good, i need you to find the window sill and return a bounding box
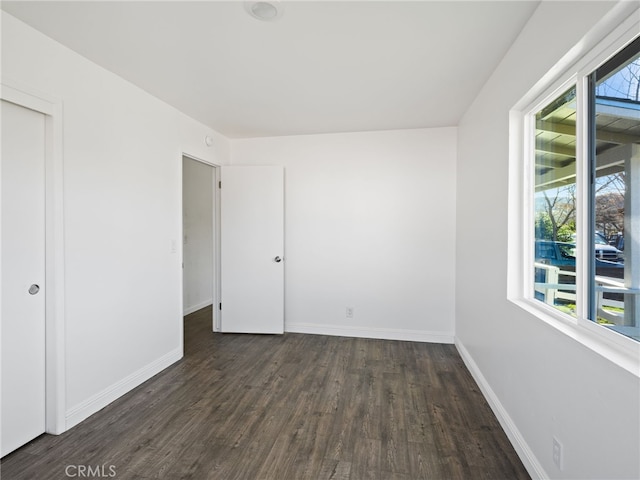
[510,297,640,378]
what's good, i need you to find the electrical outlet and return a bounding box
[346,307,354,318]
[552,436,563,470]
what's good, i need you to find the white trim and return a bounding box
[1,80,67,435]
[0,83,54,115]
[575,10,640,84]
[515,298,639,376]
[183,300,213,316]
[455,339,548,480]
[213,165,221,332]
[507,109,526,301]
[508,6,640,377]
[65,348,182,430]
[575,74,590,323]
[44,95,66,435]
[286,322,454,344]
[180,153,221,334]
[511,3,640,112]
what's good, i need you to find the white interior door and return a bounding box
[220,166,284,333]
[1,100,47,456]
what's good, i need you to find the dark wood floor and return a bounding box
[1,306,529,479]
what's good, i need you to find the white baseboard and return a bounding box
[183,300,213,316]
[65,348,183,430]
[286,322,454,344]
[454,338,547,480]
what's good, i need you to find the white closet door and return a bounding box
[1,100,47,456]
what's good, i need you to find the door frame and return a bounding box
[1,81,66,435]
[180,154,222,333]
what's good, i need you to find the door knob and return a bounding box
[274,256,282,263]
[28,284,40,295]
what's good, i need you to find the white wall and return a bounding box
[231,128,456,342]
[183,157,214,315]
[456,2,640,479]
[1,12,229,429]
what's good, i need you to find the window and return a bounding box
[528,34,640,343]
[533,86,578,316]
[590,39,640,340]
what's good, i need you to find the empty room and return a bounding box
[1,1,639,479]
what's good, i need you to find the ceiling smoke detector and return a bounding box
[244,1,284,22]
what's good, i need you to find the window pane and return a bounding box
[533,87,577,316]
[592,42,640,341]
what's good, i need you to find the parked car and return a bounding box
[594,233,625,261]
[535,240,624,279]
[569,233,624,262]
[608,233,624,251]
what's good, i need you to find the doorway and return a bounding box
[182,156,219,334]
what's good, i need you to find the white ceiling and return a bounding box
[2,1,540,138]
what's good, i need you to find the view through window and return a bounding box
[534,86,578,317]
[591,40,640,340]
[532,36,639,342]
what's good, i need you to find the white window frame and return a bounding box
[508,6,640,376]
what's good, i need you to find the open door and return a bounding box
[220,166,284,333]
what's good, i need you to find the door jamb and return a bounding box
[1,81,66,435]
[180,153,221,333]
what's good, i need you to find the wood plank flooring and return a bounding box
[1,306,530,479]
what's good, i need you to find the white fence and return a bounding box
[534,262,637,326]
